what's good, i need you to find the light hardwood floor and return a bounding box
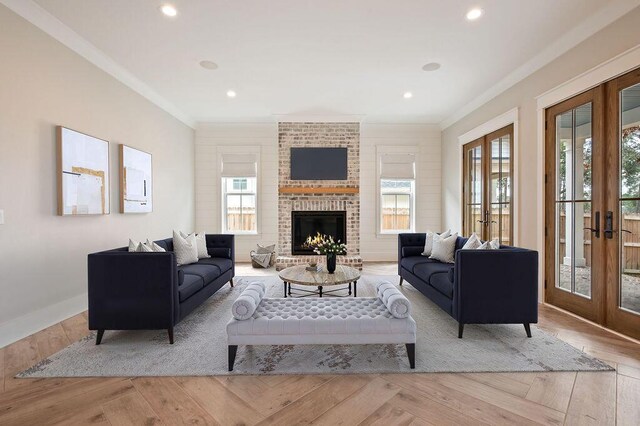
[1,262,639,425]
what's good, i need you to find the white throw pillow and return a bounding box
[136,242,154,252]
[462,233,482,250]
[429,232,458,263]
[128,239,140,252]
[422,229,451,256]
[180,231,210,259]
[145,239,166,252]
[478,238,500,250]
[173,230,199,265]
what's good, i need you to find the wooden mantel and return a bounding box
[279,186,359,195]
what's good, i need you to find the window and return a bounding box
[378,151,416,234]
[380,179,414,232]
[222,177,257,233]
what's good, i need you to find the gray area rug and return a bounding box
[18,275,613,377]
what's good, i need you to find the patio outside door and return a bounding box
[462,125,514,245]
[545,88,605,323]
[604,69,640,339]
[545,67,640,339]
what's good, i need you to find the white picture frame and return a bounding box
[57,126,110,216]
[119,144,153,213]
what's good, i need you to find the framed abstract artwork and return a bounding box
[57,126,110,216]
[119,144,153,213]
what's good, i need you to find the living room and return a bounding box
[1,0,640,424]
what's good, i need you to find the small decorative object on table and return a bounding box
[304,232,347,274]
[305,262,318,271]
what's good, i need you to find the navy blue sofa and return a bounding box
[88,234,234,345]
[398,233,538,338]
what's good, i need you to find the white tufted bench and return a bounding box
[226,281,416,371]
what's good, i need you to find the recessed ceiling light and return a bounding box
[227,90,237,98]
[403,92,413,99]
[466,8,483,21]
[422,62,441,72]
[199,60,218,70]
[160,4,177,17]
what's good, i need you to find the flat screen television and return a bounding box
[290,147,348,180]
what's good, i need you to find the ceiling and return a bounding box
[15,0,640,126]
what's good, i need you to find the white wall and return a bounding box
[195,122,441,261]
[195,123,279,261]
[0,5,195,347]
[360,124,442,260]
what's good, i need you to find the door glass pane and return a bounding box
[619,82,640,314]
[556,202,572,292]
[575,201,591,298]
[555,103,592,298]
[464,145,483,236]
[489,134,511,245]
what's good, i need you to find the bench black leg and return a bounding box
[524,323,532,338]
[399,277,403,286]
[458,323,464,338]
[95,329,105,345]
[405,343,415,369]
[228,345,238,371]
[168,327,174,344]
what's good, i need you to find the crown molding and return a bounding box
[439,0,640,130]
[1,0,196,129]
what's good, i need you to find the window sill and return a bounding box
[377,231,414,238]
[224,231,260,236]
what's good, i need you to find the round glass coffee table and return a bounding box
[278,264,361,297]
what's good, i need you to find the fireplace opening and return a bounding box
[291,211,347,255]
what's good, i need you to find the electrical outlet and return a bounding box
[0,209,4,225]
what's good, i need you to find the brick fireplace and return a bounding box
[276,122,363,270]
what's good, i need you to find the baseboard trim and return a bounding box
[0,293,88,348]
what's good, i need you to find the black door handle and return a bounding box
[605,211,614,239]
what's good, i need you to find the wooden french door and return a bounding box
[545,88,605,323]
[463,125,514,245]
[545,67,640,339]
[604,68,640,339]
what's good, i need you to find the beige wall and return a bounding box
[442,7,640,254]
[195,122,441,261]
[0,5,195,345]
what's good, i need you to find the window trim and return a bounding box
[376,146,419,237]
[217,147,261,236]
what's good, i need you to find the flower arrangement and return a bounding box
[304,232,347,255]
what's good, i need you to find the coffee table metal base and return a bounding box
[282,281,358,298]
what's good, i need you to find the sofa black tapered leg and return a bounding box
[168,327,174,344]
[458,323,464,338]
[524,323,532,338]
[229,278,234,287]
[95,329,105,345]
[228,345,238,371]
[399,277,403,286]
[405,343,415,369]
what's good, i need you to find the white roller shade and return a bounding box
[380,153,415,179]
[221,153,257,177]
